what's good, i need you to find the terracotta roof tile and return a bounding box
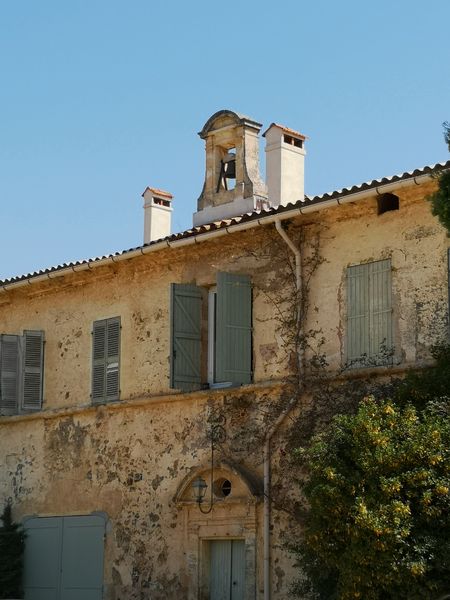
[141,187,173,199]
[262,123,307,139]
[1,160,449,288]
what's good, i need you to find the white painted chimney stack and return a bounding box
[263,124,306,207]
[141,187,173,244]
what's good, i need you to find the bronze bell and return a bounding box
[216,152,237,192]
[223,156,236,179]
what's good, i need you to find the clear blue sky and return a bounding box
[1,1,449,280]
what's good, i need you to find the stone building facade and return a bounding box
[0,110,449,599]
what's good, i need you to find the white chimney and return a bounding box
[263,123,306,207]
[141,187,173,244]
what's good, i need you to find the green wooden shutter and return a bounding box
[347,263,370,364]
[369,259,392,363]
[24,515,105,600]
[92,318,120,403]
[106,317,120,402]
[23,516,63,599]
[92,320,107,402]
[60,515,105,600]
[22,330,44,411]
[0,334,20,415]
[170,284,202,392]
[216,272,252,385]
[347,259,392,366]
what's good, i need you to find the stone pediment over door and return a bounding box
[174,461,263,600]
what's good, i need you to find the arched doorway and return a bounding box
[174,461,263,600]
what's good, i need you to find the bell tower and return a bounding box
[193,110,268,226]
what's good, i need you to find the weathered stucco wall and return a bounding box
[304,180,449,370]
[1,178,449,599]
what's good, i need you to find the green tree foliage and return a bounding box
[292,397,450,600]
[395,345,450,413]
[0,503,25,599]
[444,121,450,152]
[428,121,450,233]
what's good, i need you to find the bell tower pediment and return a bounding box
[194,110,268,226]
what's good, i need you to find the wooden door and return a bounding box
[210,540,245,600]
[23,515,105,600]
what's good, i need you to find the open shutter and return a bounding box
[170,284,202,392]
[369,259,392,363]
[92,320,107,403]
[0,334,20,415]
[22,330,44,411]
[216,272,252,385]
[347,263,370,365]
[106,317,120,402]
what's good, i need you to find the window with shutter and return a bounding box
[170,273,253,392]
[92,317,120,404]
[0,330,45,415]
[347,259,393,367]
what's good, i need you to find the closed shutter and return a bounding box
[170,284,202,392]
[60,515,105,600]
[92,320,107,403]
[215,272,252,385]
[92,317,120,403]
[22,330,44,411]
[347,259,392,365]
[23,516,63,600]
[347,264,370,364]
[369,259,392,362]
[0,334,20,415]
[106,317,120,402]
[24,515,105,600]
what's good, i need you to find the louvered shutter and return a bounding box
[22,330,44,411]
[347,263,370,365]
[215,272,252,385]
[92,320,107,402]
[369,259,392,363]
[92,318,120,403]
[347,259,392,366]
[105,317,120,402]
[0,334,20,415]
[170,284,202,392]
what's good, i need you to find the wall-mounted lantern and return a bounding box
[191,410,226,513]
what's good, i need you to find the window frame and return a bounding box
[0,330,45,416]
[346,258,393,368]
[170,272,253,392]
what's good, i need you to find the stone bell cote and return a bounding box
[193,110,268,226]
